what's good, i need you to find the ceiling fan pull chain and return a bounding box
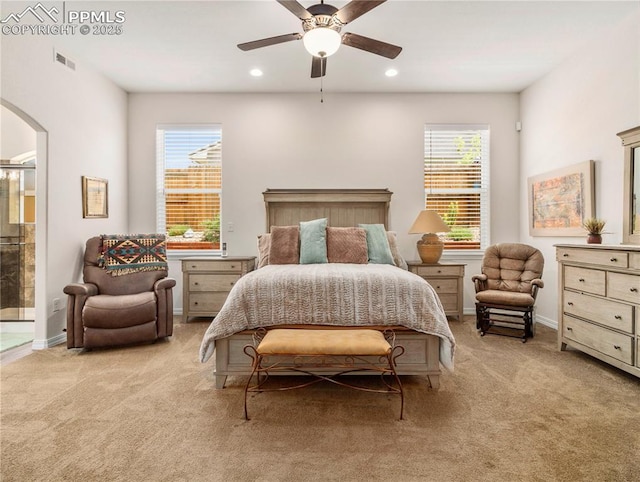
[320,53,325,103]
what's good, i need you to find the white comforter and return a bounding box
[199,264,455,370]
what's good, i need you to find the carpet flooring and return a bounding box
[1,318,639,481]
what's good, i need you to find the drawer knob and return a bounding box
[563,253,569,257]
[566,327,573,331]
[437,270,442,273]
[191,265,197,269]
[578,278,585,282]
[567,302,573,306]
[614,315,622,320]
[610,257,617,262]
[231,265,236,269]
[194,282,199,286]
[630,287,638,293]
[613,345,621,350]
[194,302,198,305]
[230,282,235,286]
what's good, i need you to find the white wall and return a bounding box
[1,107,36,159]
[1,33,128,346]
[520,11,640,326]
[129,92,520,313]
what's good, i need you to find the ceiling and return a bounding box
[37,1,640,93]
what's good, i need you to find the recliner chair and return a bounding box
[472,243,544,342]
[64,236,175,349]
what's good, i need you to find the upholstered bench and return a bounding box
[243,328,405,420]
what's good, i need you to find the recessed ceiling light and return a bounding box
[385,68,398,77]
[250,68,263,77]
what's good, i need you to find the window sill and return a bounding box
[167,249,222,260]
[441,250,483,261]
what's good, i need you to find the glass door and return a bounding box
[0,163,35,350]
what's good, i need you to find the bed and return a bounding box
[199,188,455,389]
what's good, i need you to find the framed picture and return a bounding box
[82,176,109,218]
[528,160,594,236]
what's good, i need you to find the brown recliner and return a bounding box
[471,243,544,342]
[63,236,176,349]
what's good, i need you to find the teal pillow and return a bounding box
[299,218,328,264]
[359,224,395,265]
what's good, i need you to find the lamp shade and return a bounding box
[303,27,341,58]
[408,210,451,234]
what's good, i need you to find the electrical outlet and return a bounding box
[227,222,234,232]
[52,298,61,312]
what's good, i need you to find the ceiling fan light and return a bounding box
[303,28,341,58]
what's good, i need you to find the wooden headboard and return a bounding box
[263,189,392,231]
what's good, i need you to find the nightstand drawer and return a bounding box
[438,294,459,312]
[563,315,633,365]
[564,266,605,296]
[414,265,464,277]
[189,292,229,313]
[428,278,458,294]
[189,274,240,292]
[182,260,243,272]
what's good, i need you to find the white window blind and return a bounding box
[156,125,222,251]
[424,124,490,250]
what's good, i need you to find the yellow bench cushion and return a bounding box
[257,329,391,357]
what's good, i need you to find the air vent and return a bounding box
[54,50,76,71]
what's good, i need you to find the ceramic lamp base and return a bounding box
[416,234,444,264]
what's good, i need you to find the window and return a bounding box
[423,124,489,251]
[156,125,222,251]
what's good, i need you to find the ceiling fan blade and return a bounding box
[237,33,302,51]
[335,0,386,24]
[311,56,327,78]
[341,32,402,59]
[277,0,313,20]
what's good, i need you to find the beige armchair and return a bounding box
[472,243,544,342]
[64,236,175,349]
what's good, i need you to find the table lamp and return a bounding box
[408,210,451,264]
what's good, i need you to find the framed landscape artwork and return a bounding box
[528,160,594,236]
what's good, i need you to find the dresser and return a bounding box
[556,244,640,378]
[181,256,256,322]
[407,262,465,321]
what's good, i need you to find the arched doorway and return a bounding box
[1,100,48,357]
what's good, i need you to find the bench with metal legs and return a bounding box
[243,328,405,420]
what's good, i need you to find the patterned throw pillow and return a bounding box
[268,226,300,264]
[326,227,368,264]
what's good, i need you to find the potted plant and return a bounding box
[583,218,606,244]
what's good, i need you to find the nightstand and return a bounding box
[407,261,465,321]
[181,256,256,322]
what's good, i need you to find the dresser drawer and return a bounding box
[630,253,640,270]
[607,272,640,304]
[564,266,605,296]
[182,260,243,272]
[563,315,633,365]
[189,274,240,292]
[557,248,628,269]
[414,265,464,277]
[189,292,229,313]
[428,278,458,294]
[563,290,634,333]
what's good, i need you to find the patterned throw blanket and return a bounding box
[199,264,455,371]
[99,234,168,276]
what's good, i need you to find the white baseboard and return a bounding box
[534,314,557,330]
[32,333,66,350]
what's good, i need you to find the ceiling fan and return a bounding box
[237,0,402,78]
